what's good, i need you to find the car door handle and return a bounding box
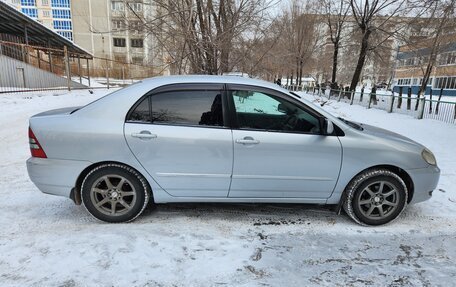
[235,137,260,145]
[131,131,157,139]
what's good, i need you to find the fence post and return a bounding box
[350,91,355,105]
[122,65,125,85]
[436,88,443,114]
[338,89,342,102]
[77,55,82,84]
[105,58,110,89]
[407,87,411,110]
[48,50,53,73]
[21,44,27,63]
[64,45,71,91]
[388,94,395,113]
[417,97,425,119]
[429,89,433,114]
[397,86,403,108]
[86,58,91,88]
[37,49,41,69]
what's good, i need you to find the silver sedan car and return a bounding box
[27,76,440,225]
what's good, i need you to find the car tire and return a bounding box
[81,163,151,223]
[343,169,408,226]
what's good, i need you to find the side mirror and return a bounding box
[319,117,334,135]
[277,103,288,113]
[326,119,334,135]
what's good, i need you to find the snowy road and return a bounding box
[0,89,455,286]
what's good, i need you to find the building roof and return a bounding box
[0,1,92,58]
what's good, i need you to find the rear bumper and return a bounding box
[27,157,92,198]
[406,165,440,204]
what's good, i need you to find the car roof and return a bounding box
[140,75,289,93]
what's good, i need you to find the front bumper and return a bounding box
[406,165,440,204]
[27,157,92,198]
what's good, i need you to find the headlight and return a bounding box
[422,148,437,166]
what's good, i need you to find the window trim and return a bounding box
[225,84,326,135]
[125,83,340,135]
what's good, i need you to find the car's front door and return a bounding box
[124,85,233,197]
[227,85,342,199]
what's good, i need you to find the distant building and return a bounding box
[3,0,74,41]
[393,33,456,97]
[71,0,165,76]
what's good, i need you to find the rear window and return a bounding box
[128,97,150,122]
[127,90,224,127]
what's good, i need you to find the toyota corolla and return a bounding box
[26,76,440,225]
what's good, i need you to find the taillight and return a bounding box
[29,127,47,158]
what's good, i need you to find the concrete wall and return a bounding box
[0,54,86,89]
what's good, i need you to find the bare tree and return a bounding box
[348,0,412,91]
[139,0,276,75]
[280,0,323,86]
[322,0,350,89]
[411,0,456,108]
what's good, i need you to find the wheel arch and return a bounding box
[72,161,153,205]
[335,164,414,213]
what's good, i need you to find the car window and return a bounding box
[128,97,150,122]
[230,90,321,134]
[233,91,284,115]
[151,90,224,127]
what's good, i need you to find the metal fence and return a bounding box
[0,40,160,94]
[328,88,455,124]
[284,84,456,125]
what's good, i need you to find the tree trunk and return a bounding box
[349,29,371,92]
[331,42,339,86]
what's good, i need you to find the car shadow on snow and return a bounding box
[139,202,345,226]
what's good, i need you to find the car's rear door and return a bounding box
[227,85,342,199]
[124,84,233,197]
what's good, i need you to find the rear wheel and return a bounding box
[81,164,150,223]
[343,169,408,226]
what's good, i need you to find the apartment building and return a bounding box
[393,33,456,97]
[3,0,74,41]
[71,0,164,75]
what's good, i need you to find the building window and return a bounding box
[42,10,50,17]
[113,38,126,47]
[111,1,125,11]
[53,20,72,30]
[132,56,143,64]
[397,78,411,86]
[434,77,456,89]
[51,0,70,8]
[131,38,143,48]
[128,2,142,12]
[129,20,143,32]
[438,52,456,66]
[52,9,71,19]
[112,20,125,30]
[21,0,36,6]
[41,0,49,5]
[57,31,73,41]
[21,8,38,18]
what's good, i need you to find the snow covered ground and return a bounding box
[0,88,455,287]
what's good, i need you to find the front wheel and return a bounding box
[81,164,150,223]
[343,169,408,226]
